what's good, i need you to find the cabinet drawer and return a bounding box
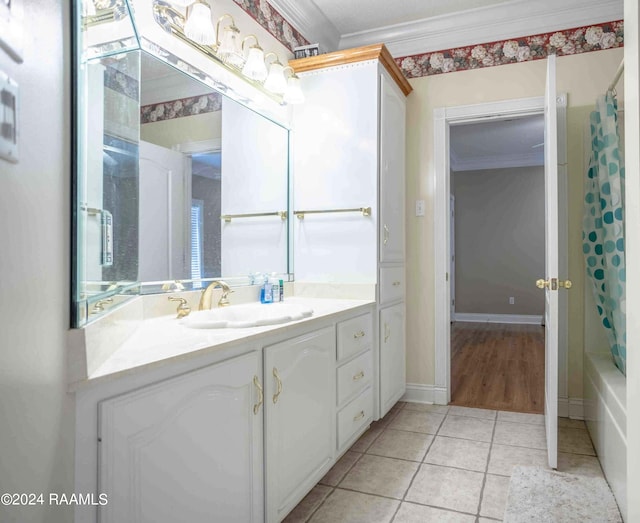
[337,350,372,406]
[337,387,373,450]
[380,266,404,304]
[337,313,373,361]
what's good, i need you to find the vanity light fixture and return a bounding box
[283,66,304,104]
[241,35,268,82]
[184,1,216,45]
[216,14,244,68]
[167,0,195,6]
[150,0,304,105]
[263,53,287,94]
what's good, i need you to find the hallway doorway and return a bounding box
[448,114,546,413]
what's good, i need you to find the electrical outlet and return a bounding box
[509,297,515,305]
[415,200,425,217]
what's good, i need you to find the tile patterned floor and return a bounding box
[284,402,602,523]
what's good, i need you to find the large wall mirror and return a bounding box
[73,1,291,326]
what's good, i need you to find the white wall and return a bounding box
[453,166,545,316]
[0,1,75,522]
[624,0,640,520]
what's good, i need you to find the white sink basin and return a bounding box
[181,303,313,329]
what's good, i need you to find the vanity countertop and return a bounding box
[77,297,374,390]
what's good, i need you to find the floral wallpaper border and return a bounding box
[104,65,139,101]
[395,20,624,79]
[232,0,310,53]
[141,93,223,124]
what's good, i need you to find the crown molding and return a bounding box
[266,0,341,53]
[337,0,623,57]
[290,43,412,96]
[450,151,544,172]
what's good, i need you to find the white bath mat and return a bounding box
[503,466,622,522]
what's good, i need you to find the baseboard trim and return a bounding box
[453,313,543,325]
[402,383,448,405]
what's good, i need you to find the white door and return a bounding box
[264,327,335,523]
[450,195,456,318]
[139,141,186,281]
[543,54,559,470]
[98,352,264,523]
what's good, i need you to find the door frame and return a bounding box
[433,95,568,406]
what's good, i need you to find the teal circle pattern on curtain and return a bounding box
[582,92,626,375]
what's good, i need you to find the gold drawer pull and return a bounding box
[352,371,365,381]
[353,410,365,422]
[273,367,283,404]
[253,375,263,415]
[392,281,401,286]
[353,331,365,339]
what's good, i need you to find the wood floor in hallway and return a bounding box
[450,322,545,413]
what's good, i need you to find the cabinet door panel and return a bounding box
[380,303,406,416]
[99,352,263,523]
[379,72,406,263]
[265,327,336,522]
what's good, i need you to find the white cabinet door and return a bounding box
[264,327,336,522]
[379,72,406,264]
[380,303,406,416]
[98,352,264,523]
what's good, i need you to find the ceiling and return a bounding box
[269,0,622,57]
[310,0,512,36]
[450,116,545,172]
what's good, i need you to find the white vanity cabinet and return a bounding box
[291,44,411,418]
[379,302,406,415]
[75,303,376,523]
[263,327,336,522]
[98,351,264,523]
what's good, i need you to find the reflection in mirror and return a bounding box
[74,49,290,326]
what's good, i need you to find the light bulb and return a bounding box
[284,75,304,104]
[242,46,268,82]
[264,61,287,94]
[184,2,216,45]
[218,25,244,68]
[167,0,194,6]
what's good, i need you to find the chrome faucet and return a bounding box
[198,280,233,310]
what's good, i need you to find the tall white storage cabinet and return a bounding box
[291,44,412,418]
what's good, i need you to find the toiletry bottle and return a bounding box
[261,275,273,304]
[279,279,284,301]
[271,275,280,302]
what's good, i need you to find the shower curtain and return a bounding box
[582,92,626,375]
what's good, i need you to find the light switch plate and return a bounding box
[415,199,425,217]
[0,70,18,164]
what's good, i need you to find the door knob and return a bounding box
[536,279,549,289]
[536,278,571,290]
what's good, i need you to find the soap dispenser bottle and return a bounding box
[261,275,273,304]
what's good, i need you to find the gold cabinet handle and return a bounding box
[559,279,573,289]
[272,367,283,404]
[383,224,389,245]
[353,410,365,422]
[352,371,365,381]
[392,281,401,286]
[253,375,263,415]
[353,330,365,339]
[384,323,390,343]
